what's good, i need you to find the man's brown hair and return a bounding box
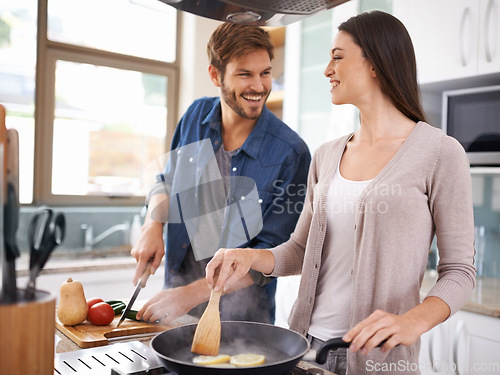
[207,23,274,77]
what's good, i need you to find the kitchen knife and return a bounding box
[0,105,9,302]
[116,259,152,327]
[3,129,20,302]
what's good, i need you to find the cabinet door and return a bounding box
[453,311,500,374]
[418,322,453,375]
[394,0,480,84]
[478,0,500,74]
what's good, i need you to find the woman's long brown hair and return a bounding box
[339,11,427,123]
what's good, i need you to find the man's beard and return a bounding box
[220,82,269,120]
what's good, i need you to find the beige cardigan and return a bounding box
[269,122,476,374]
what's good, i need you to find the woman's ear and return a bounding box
[370,66,377,78]
[208,65,221,87]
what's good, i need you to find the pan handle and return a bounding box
[315,337,391,364]
[315,338,349,364]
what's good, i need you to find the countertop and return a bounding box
[421,270,500,317]
[55,314,198,353]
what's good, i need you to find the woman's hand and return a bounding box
[343,297,450,355]
[206,248,274,292]
[342,310,423,355]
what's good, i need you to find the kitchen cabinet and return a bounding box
[266,26,286,119]
[393,0,500,84]
[419,310,500,374]
[479,0,500,74]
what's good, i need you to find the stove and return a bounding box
[54,341,335,375]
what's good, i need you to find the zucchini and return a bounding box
[105,300,126,315]
[123,309,140,321]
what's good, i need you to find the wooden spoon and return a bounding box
[191,273,222,356]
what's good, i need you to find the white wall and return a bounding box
[177,13,221,119]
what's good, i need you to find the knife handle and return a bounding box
[139,260,152,288]
[0,104,7,196]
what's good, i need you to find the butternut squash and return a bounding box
[56,278,88,326]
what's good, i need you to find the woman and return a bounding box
[206,11,476,375]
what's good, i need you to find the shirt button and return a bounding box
[214,140,219,145]
[258,199,263,204]
[232,167,237,172]
[314,264,319,269]
[240,196,245,200]
[170,269,176,274]
[182,243,187,248]
[309,297,313,304]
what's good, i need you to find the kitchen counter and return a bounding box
[55,314,198,353]
[421,270,500,317]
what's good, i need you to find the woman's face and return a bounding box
[324,30,376,106]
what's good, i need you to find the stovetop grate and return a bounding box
[54,341,166,375]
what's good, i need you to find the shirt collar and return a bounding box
[201,97,272,160]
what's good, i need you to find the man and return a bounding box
[131,22,310,324]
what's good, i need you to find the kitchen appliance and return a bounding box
[158,0,350,26]
[442,84,500,166]
[54,340,335,375]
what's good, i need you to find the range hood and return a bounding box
[158,0,351,26]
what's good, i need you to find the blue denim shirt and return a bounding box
[154,97,311,322]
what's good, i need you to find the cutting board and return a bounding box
[56,314,180,348]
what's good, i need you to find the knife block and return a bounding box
[0,289,55,375]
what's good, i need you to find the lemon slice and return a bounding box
[192,354,230,366]
[207,363,237,368]
[230,353,266,367]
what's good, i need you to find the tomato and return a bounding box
[87,297,104,311]
[88,302,115,326]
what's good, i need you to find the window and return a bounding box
[0,0,37,204]
[0,0,178,205]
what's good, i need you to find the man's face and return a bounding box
[219,49,272,120]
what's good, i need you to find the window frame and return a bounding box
[32,0,180,206]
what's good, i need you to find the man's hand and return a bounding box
[136,285,198,324]
[130,221,165,285]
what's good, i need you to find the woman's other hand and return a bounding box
[343,296,450,355]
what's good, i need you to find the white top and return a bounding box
[308,166,372,340]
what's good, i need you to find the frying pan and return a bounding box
[151,321,309,375]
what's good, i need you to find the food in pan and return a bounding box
[192,353,266,367]
[230,353,266,367]
[193,354,231,365]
